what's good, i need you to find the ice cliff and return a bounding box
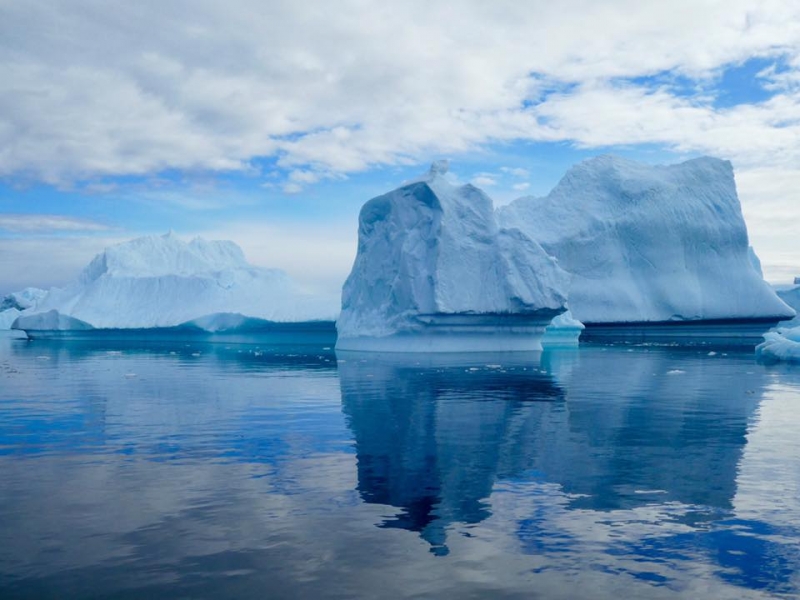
[777,285,800,326]
[336,161,569,351]
[13,233,338,330]
[498,156,794,325]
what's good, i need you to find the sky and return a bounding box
[2,0,800,296]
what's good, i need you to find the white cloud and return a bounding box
[282,182,303,194]
[736,167,800,282]
[531,83,800,169]
[0,235,128,294]
[288,170,320,184]
[1,0,800,182]
[2,1,800,284]
[0,214,111,233]
[512,182,530,192]
[501,167,530,178]
[195,220,356,296]
[472,174,497,187]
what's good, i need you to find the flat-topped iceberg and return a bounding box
[14,233,338,332]
[336,161,569,352]
[498,155,794,331]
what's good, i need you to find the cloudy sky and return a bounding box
[2,0,800,295]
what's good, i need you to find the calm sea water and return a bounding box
[1,332,799,599]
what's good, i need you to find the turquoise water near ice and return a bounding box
[0,332,799,599]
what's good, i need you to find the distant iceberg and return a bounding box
[13,233,338,333]
[336,161,569,352]
[498,155,794,340]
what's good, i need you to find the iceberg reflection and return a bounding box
[340,347,766,558]
[340,351,563,554]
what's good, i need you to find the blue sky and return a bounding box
[2,0,800,296]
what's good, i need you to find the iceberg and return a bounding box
[0,287,47,330]
[13,233,338,332]
[756,326,800,363]
[1,287,47,311]
[336,161,569,352]
[541,311,585,348]
[777,285,800,326]
[498,155,794,341]
[14,309,94,332]
[0,308,21,330]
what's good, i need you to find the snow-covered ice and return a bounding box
[13,233,338,331]
[498,155,794,326]
[336,161,569,352]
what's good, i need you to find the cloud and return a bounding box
[472,174,497,187]
[2,0,800,183]
[736,167,800,282]
[0,234,128,294]
[282,183,304,194]
[531,82,800,169]
[0,214,111,233]
[512,182,530,192]
[288,170,320,185]
[194,220,356,295]
[2,1,800,285]
[501,167,530,178]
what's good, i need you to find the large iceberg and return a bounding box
[336,161,569,352]
[498,156,794,335]
[13,233,338,332]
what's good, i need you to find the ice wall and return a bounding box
[499,156,794,325]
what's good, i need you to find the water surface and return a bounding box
[1,333,798,599]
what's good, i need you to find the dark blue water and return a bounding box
[1,332,799,599]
